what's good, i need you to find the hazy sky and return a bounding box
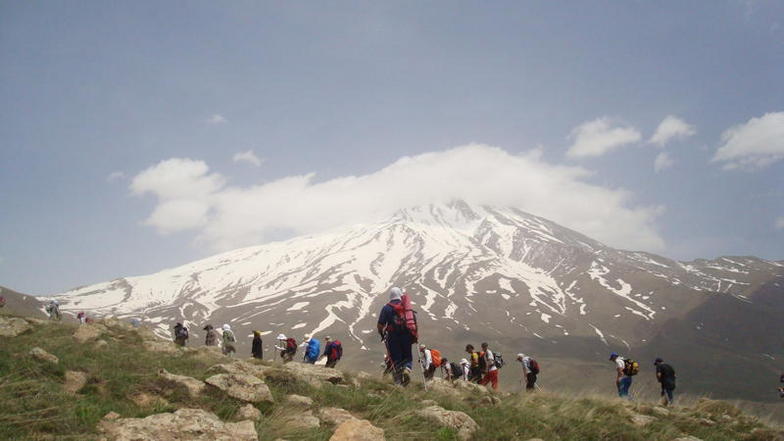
[2,1,783,294]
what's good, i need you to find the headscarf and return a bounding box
[222,324,231,331]
[389,287,403,301]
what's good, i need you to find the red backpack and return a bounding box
[286,337,297,352]
[430,349,442,367]
[330,340,343,360]
[388,294,418,342]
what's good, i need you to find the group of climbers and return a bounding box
[608,352,677,405]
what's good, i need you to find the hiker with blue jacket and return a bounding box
[303,336,321,364]
[377,287,415,386]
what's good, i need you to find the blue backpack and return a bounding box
[305,338,321,361]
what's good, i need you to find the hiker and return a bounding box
[45,300,61,321]
[609,352,637,399]
[442,358,463,382]
[276,334,297,362]
[516,353,539,391]
[654,357,676,406]
[304,336,321,364]
[221,324,236,357]
[76,312,86,325]
[322,336,343,368]
[478,342,499,390]
[377,287,416,386]
[419,344,442,380]
[252,331,263,359]
[173,322,188,346]
[130,318,141,328]
[465,344,482,382]
[459,358,471,381]
[203,324,219,346]
[0,296,5,308]
[779,374,784,398]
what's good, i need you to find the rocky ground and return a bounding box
[1,312,783,441]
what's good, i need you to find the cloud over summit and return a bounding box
[130,145,666,253]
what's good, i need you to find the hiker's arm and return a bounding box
[377,323,385,338]
[616,367,624,383]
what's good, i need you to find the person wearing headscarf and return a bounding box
[203,324,218,346]
[252,330,263,359]
[377,287,414,386]
[222,324,236,357]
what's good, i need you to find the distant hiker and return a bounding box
[478,342,500,390]
[276,334,297,362]
[459,358,471,381]
[0,296,6,308]
[322,336,343,368]
[609,352,637,399]
[442,358,462,382]
[130,318,141,328]
[252,331,263,359]
[517,353,539,391]
[304,337,321,364]
[203,324,218,346]
[378,287,416,386]
[221,324,236,356]
[419,344,442,380]
[465,344,482,382]
[173,322,189,346]
[654,357,676,406]
[45,300,61,321]
[76,312,86,325]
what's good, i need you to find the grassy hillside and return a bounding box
[1,312,783,441]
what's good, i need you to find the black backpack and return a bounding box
[449,361,462,379]
[176,327,188,339]
[494,352,505,369]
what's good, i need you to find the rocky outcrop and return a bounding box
[97,408,258,441]
[416,405,478,441]
[29,347,59,364]
[64,370,88,394]
[318,407,357,426]
[158,369,206,398]
[329,418,385,441]
[282,363,344,386]
[0,316,31,337]
[237,404,262,421]
[205,373,274,403]
[73,324,106,343]
[207,361,271,378]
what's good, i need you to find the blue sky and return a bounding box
[1,1,783,294]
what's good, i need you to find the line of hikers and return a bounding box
[608,352,677,406]
[170,322,343,368]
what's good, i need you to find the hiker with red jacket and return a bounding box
[377,287,416,386]
[321,336,343,368]
[419,344,442,380]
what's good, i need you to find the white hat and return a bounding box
[389,287,403,301]
[277,333,287,340]
[517,353,525,360]
[223,324,231,331]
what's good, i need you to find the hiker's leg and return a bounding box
[490,370,499,390]
[665,387,674,405]
[619,376,632,398]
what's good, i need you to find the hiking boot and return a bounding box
[401,367,411,386]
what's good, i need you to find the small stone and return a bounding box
[631,414,656,427]
[237,404,262,421]
[103,412,121,420]
[329,418,385,441]
[285,394,314,407]
[64,371,88,394]
[282,410,320,430]
[29,347,59,364]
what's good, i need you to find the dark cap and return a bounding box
[654,357,663,365]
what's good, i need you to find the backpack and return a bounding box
[388,294,418,342]
[529,358,540,375]
[286,337,297,353]
[330,340,343,360]
[478,351,487,371]
[623,358,640,376]
[494,352,505,369]
[449,361,462,379]
[430,349,442,367]
[177,327,189,339]
[223,330,235,343]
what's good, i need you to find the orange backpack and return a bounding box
[430,349,442,367]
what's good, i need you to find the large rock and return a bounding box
[0,316,31,337]
[318,407,357,425]
[205,373,274,403]
[64,370,88,394]
[426,378,462,397]
[329,418,385,441]
[207,361,271,378]
[98,408,258,441]
[454,380,489,395]
[282,363,344,386]
[416,405,478,441]
[73,324,105,343]
[158,369,206,398]
[281,410,320,430]
[29,347,59,364]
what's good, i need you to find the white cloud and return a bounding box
[776,217,784,230]
[107,171,126,182]
[130,158,225,233]
[206,114,227,124]
[131,145,665,253]
[713,112,784,170]
[566,118,642,158]
[233,150,263,167]
[654,152,674,173]
[649,115,696,146]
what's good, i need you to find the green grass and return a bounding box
[1,314,782,441]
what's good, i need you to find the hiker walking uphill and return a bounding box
[465,344,482,382]
[45,300,61,321]
[419,344,442,380]
[478,342,502,390]
[377,287,417,386]
[251,331,263,359]
[221,324,236,357]
[442,358,463,382]
[276,334,297,362]
[304,337,321,364]
[654,357,676,406]
[173,322,188,346]
[459,359,471,381]
[609,352,638,399]
[517,353,540,391]
[203,324,219,346]
[321,336,343,368]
